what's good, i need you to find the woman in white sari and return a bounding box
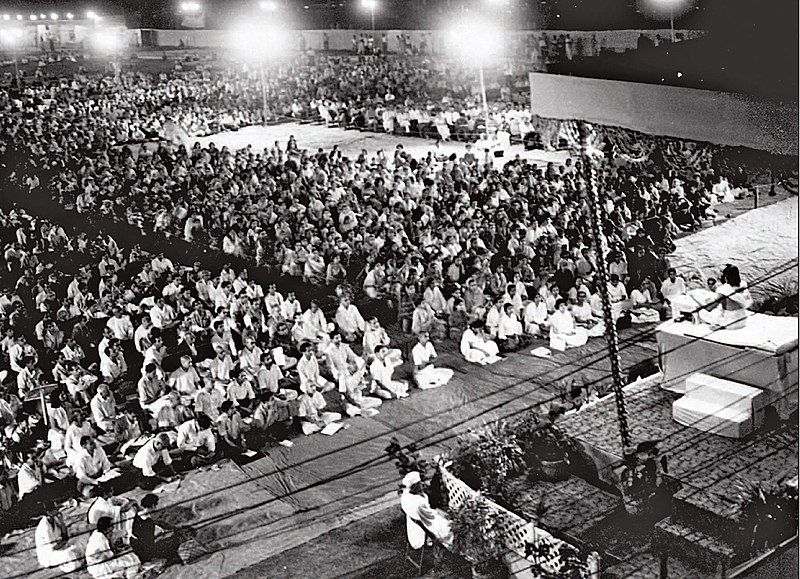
[549,299,588,351]
[460,321,502,365]
[412,332,454,390]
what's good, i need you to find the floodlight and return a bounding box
[229,20,292,61]
[50,13,59,20]
[15,14,22,21]
[39,13,46,19]
[92,30,123,52]
[180,1,202,13]
[29,14,37,21]
[86,10,97,20]
[445,18,503,65]
[2,14,9,21]
[66,13,74,19]
[0,28,23,46]
[259,0,278,12]
[361,0,377,9]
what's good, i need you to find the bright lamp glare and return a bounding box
[446,19,503,65]
[66,12,74,19]
[16,14,22,20]
[361,0,377,9]
[86,10,97,20]
[0,28,23,45]
[29,14,37,21]
[92,31,122,52]
[2,14,9,21]
[180,1,202,13]
[259,0,278,12]
[229,21,291,61]
[50,13,59,20]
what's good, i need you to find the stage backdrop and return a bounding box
[527,72,798,155]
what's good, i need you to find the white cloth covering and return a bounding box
[85,530,141,579]
[459,329,501,365]
[411,342,453,389]
[36,516,81,572]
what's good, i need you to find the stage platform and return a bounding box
[191,121,571,165]
[559,375,798,568]
[656,315,799,419]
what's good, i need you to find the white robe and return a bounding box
[412,342,453,390]
[36,516,81,572]
[459,329,501,365]
[549,310,588,351]
[85,530,141,579]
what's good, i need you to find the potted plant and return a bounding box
[735,479,799,556]
[449,420,525,508]
[450,495,508,579]
[516,413,575,482]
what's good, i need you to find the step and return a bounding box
[670,487,741,540]
[653,517,737,571]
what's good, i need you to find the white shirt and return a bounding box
[105,316,133,340]
[661,277,686,300]
[335,304,365,334]
[74,446,111,482]
[176,419,216,452]
[132,437,172,477]
[18,463,42,497]
[412,341,437,368]
[607,282,628,303]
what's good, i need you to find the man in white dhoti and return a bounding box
[370,345,409,399]
[460,320,502,365]
[661,268,690,319]
[549,300,589,351]
[399,471,453,550]
[36,502,81,573]
[86,517,141,579]
[523,295,549,336]
[325,332,367,395]
[571,293,606,338]
[362,317,402,364]
[412,332,454,390]
[698,265,752,330]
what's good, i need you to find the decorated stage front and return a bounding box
[656,315,799,419]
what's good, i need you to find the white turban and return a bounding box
[402,471,421,489]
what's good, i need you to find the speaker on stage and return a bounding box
[523,131,542,150]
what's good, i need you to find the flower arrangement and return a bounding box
[449,419,525,508]
[734,479,799,557]
[450,494,508,578]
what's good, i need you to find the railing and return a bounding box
[727,535,799,579]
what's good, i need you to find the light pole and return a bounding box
[478,65,491,140]
[1,27,23,86]
[447,18,502,141]
[230,18,290,125]
[362,0,377,31]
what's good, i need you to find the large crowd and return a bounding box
[0,51,776,576]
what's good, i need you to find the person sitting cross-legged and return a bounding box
[86,516,141,579]
[175,413,217,469]
[35,500,82,573]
